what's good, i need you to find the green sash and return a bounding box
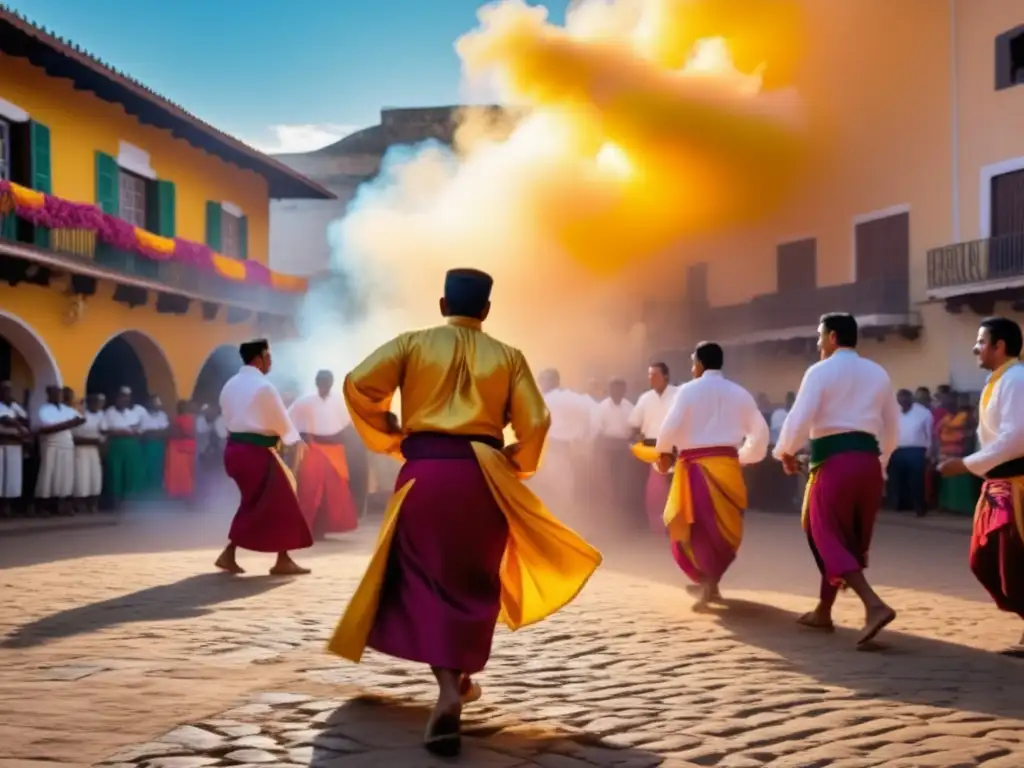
[228,432,280,449]
[808,431,879,469]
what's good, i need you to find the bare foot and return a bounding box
[459,675,482,704]
[424,694,462,757]
[857,604,896,646]
[269,559,311,576]
[796,611,835,632]
[214,553,245,575]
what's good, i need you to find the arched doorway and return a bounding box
[192,344,238,407]
[85,331,177,407]
[0,310,61,410]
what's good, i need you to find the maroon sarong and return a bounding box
[970,479,1024,617]
[805,450,883,584]
[367,433,509,674]
[645,465,672,534]
[224,441,312,553]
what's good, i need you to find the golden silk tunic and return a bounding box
[327,317,603,662]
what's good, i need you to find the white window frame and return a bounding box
[849,204,911,282]
[0,97,29,124]
[116,140,156,180]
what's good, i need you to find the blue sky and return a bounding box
[5,0,571,153]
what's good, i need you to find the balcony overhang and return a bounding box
[0,238,303,318]
[719,312,922,349]
[927,234,1024,303]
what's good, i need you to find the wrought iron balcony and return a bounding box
[927,233,1024,293]
[0,207,304,317]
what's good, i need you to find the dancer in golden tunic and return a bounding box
[327,268,602,757]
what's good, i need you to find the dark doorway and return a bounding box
[86,336,150,402]
[192,345,237,407]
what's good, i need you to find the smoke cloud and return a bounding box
[277,0,808,392]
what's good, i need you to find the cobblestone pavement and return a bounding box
[2,507,1023,767]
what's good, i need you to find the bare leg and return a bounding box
[844,570,896,644]
[459,673,482,704]
[269,551,311,576]
[798,577,838,631]
[215,543,245,574]
[425,666,463,756]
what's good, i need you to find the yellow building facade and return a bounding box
[0,10,333,408]
[644,0,1024,399]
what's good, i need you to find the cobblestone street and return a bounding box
[2,507,1023,768]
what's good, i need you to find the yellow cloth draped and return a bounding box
[326,316,603,663]
[630,442,659,464]
[9,182,45,209]
[212,253,248,281]
[664,453,746,559]
[134,227,176,255]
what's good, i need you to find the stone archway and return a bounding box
[0,309,62,410]
[85,330,177,408]
[192,344,238,407]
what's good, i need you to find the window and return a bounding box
[221,210,242,258]
[118,170,147,228]
[776,238,817,292]
[991,169,1024,237]
[854,211,909,283]
[995,27,1024,90]
[0,119,9,180]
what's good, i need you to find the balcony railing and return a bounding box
[927,233,1024,291]
[646,278,913,347]
[0,209,303,317]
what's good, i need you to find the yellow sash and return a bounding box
[326,442,603,662]
[981,359,1019,411]
[630,442,659,464]
[664,454,746,558]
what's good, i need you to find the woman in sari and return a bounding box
[937,392,981,515]
[165,400,197,502]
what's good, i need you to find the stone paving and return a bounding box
[2,511,1024,767]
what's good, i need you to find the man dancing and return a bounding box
[288,370,359,539]
[939,317,1024,655]
[656,342,769,609]
[774,313,900,646]
[630,361,678,533]
[216,339,312,576]
[327,268,601,757]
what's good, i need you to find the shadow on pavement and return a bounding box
[717,598,1024,721]
[1,572,286,648]
[317,693,664,766]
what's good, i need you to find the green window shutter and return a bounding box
[29,121,52,194]
[29,121,52,248]
[156,180,176,237]
[238,214,248,259]
[94,151,119,216]
[205,200,222,251]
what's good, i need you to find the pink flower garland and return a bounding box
[0,180,278,288]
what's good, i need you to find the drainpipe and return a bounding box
[950,0,961,242]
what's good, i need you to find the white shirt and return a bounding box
[0,401,26,437]
[139,409,170,432]
[593,397,634,439]
[655,372,770,465]
[37,403,78,448]
[288,391,351,436]
[629,385,679,440]
[769,407,789,445]
[73,411,105,442]
[219,365,300,445]
[774,349,900,465]
[897,403,933,450]
[544,388,593,442]
[964,363,1024,477]
[214,416,228,440]
[101,406,142,433]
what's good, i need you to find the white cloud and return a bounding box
[244,123,359,155]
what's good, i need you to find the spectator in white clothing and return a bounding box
[888,389,933,516]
